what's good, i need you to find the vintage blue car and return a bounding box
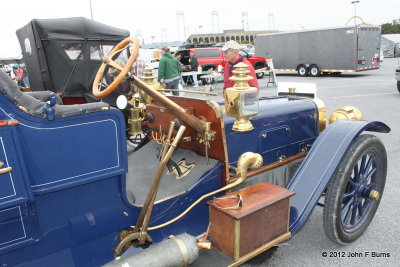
[0,20,390,266]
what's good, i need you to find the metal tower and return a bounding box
[268,12,275,31]
[176,11,186,41]
[160,28,168,44]
[242,11,249,31]
[211,11,220,33]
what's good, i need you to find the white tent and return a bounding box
[0,52,23,64]
[381,34,400,58]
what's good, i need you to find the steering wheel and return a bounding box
[92,37,140,98]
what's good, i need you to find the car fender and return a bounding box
[287,119,390,234]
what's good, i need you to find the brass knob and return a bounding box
[369,190,380,201]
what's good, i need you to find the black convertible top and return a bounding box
[16,17,130,97]
[29,17,129,40]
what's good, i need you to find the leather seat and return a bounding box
[0,70,109,119]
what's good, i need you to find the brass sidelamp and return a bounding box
[127,93,146,135]
[224,62,259,132]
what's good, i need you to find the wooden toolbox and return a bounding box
[207,182,295,260]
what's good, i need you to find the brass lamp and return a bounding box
[141,67,161,103]
[224,62,259,132]
[128,93,146,135]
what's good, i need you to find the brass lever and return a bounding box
[0,166,12,175]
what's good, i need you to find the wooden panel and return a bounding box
[146,96,225,162]
[208,182,294,259]
[239,199,290,257]
[209,208,235,259]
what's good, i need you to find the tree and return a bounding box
[381,22,400,34]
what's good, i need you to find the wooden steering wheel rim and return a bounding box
[92,37,140,98]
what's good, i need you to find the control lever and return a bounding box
[202,122,213,165]
[135,124,186,245]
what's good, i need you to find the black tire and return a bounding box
[323,134,387,245]
[297,65,308,77]
[309,64,320,77]
[397,81,400,93]
[255,64,265,79]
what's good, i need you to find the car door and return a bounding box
[0,124,37,253]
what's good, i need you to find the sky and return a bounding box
[1,0,399,57]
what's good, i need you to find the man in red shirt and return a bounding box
[221,40,259,91]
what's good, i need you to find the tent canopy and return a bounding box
[381,34,400,58]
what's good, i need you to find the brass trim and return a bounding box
[0,167,12,175]
[228,232,292,267]
[329,105,363,124]
[132,191,187,207]
[234,220,241,261]
[170,235,190,266]
[156,89,217,96]
[246,152,307,178]
[287,199,291,232]
[312,98,326,133]
[18,106,27,112]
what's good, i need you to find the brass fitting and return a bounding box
[141,67,161,103]
[128,93,146,135]
[329,106,363,124]
[235,152,264,183]
[369,190,380,201]
[312,98,326,132]
[224,62,259,132]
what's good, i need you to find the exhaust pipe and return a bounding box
[104,234,199,267]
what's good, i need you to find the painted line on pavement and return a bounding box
[332,92,398,99]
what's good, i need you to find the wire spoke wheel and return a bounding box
[323,134,387,244]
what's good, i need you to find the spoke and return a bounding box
[362,198,370,209]
[353,163,359,181]
[106,59,125,72]
[348,178,357,188]
[350,203,358,225]
[341,198,354,217]
[343,201,354,225]
[364,155,373,175]
[360,155,367,176]
[365,167,377,182]
[358,202,364,217]
[366,182,376,190]
[343,190,356,198]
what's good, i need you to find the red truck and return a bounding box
[177,47,267,79]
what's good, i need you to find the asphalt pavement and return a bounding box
[185,58,400,267]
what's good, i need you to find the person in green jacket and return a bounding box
[158,46,181,96]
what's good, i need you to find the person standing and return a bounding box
[189,53,199,87]
[158,46,180,96]
[174,52,184,86]
[14,66,24,87]
[21,65,30,88]
[221,40,258,91]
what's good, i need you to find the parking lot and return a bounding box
[187,58,399,266]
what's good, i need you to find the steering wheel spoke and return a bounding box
[103,57,125,72]
[92,37,140,98]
